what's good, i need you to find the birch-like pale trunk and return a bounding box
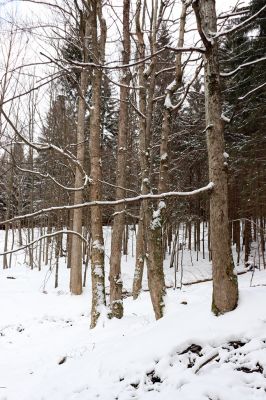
[193,0,238,314]
[109,0,131,318]
[89,0,106,329]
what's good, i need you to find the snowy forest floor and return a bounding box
[1,227,266,400]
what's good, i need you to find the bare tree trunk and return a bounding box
[90,1,106,329]
[70,16,90,295]
[67,208,73,269]
[132,0,148,299]
[244,218,251,264]
[132,209,145,299]
[69,74,87,294]
[45,217,51,266]
[260,217,265,269]
[146,1,187,319]
[109,0,131,319]
[193,0,238,315]
[132,0,167,319]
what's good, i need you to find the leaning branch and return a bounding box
[0,183,214,225]
[49,45,205,72]
[220,57,266,77]
[1,109,87,178]
[238,82,266,100]
[15,164,90,192]
[215,4,266,38]
[0,230,89,256]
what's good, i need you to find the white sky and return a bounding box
[0,0,250,136]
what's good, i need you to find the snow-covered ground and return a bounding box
[1,227,266,400]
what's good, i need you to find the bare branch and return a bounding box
[215,4,266,38]
[0,230,88,256]
[1,108,88,177]
[238,82,266,100]
[220,57,266,77]
[0,183,214,225]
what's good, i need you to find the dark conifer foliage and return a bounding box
[221,0,266,227]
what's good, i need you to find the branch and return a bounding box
[48,45,205,72]
[1,109,87,177]
[171,61,203,112]
[215,4,266,38]
[15,164,90,192]
[1,73,64,106]
[193,349,219,374]
[238,82,266,100]
[0,183,214,225]
[0,230,88,256]
[192,0,212,50]
[220,57,266,77]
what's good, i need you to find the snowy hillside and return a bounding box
[1,228,266,400]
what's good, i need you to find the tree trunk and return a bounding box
[193,0,238,315]
[132,0,167,320]
[109,0,131,319]
[89,1,106,329]
[132,209,145,299]
[244,218,251,264]
[70,14,90,294]
[70,70,88,294]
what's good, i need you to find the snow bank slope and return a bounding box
[1,266,266,400]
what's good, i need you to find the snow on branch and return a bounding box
[220,57,266,77]
[0,230,88,256]
[172,61,203,112]
[238,82,266,100]
[215,4,266,38]
[15,164,91,192]
[52,45,205,72]
[0,183,214,226]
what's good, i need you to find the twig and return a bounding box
[193,350,219,374]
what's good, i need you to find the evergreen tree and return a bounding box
[221,0,266,233]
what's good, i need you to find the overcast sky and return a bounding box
[0,0,250,136]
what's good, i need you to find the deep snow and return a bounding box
[1,227,266,400]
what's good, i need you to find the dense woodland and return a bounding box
[0,0,265,328]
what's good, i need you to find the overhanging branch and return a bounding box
[0,182,214,225]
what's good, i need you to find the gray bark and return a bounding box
[109,0,131,319]
[193,0,238,314]
[70,16,90,295]
[89,1,106,329]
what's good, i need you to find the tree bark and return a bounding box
[146,2,188,318]
[70,12,90,294]
[193,0,238,315]
[70,71,88,294]
[132,0,167,319]
[109,0,131,319]
[89,1,106,329]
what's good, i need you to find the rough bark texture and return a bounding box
[193,0,238,315]
[244,218,251,263]
[132,209,145,299]
[109,0,131,319]
[90,1,106,329]
[70,69,88,295]
[132,0,166,320]
[132,0,148,300]
[146,2,188,319]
